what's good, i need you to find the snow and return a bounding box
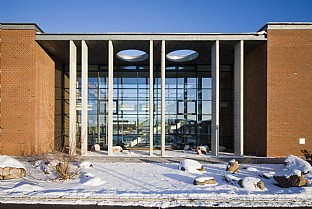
[79,161,94,169]
[80,172,106,186]
[285,154,312,174]
[81,176,105,186]
[194,176,215,182]
[0,155,26,170]
[240,177,264,191]
[273,154,312,178]
[5,183,44,193]
[229,159,236,164]
[1,157,312,207]
[294,169,303,176]
[48,160,60,168]
[259,171,275,179]
[276,169,303,178]
[31,159,80,180]
[112,146,123,152]
[32,160,54,175]
[178,159,203,173]
[245,166,259,172]
[196,146,208,154]
[80,171,106,186]
[223,174,241,185]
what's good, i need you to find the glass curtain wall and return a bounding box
[113,66,150,148]
[63,65,233,152]
[87,67,108,148]
[153,66,212,149]
[76,66,108,149]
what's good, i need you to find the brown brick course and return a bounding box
[0,29,55,155]
[55,62,63,150]
[267,29,312,157]
[1,26,312,158]
[244,42,267,156]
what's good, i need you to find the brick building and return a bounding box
[0,22,311,157]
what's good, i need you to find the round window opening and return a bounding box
[116,49,148,62]
[166,49,198,62]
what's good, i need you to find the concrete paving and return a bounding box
[14,150,285,164]
[79,156,284,164]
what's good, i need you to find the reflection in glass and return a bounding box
[69,65,232,152]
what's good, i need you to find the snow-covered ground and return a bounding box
[1,156,312,208]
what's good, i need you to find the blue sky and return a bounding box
[1,0,312,33]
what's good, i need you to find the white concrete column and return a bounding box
[234,40,244,156]
[81,40,88,156]
[211,40,220,157]
[161,40,166,156]
[108,40,114,156]
[149,40,154,156]
[69,41,77,156]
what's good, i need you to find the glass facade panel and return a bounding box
[152,65,214,149]
[202,78,212,88]
[63,64,233,152]
[187,102,196,113]
[68,69,108,148]
[202,101,212,114]
[201,89,212,100]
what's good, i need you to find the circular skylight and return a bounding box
[116,49,148,62]
[166,49,198,62]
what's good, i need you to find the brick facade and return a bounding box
[55,62,63,151]
[243,29,312,157]
[0,29,55,155]
[244,43,267,156]
[1,23,311,157]
[266,29,312,157]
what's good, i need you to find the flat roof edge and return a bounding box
[0,23,44,33]
[35,33,267,41]
[259,22,312,31]
[36,32,261,35]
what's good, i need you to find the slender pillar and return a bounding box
[234,40,244,156]
[161,40,166,156]
[149,40,154,156]
[81,40,88,155]
[97,76,101,143]
[107,40,114,156]
[211,40,220,156]
[69,41,77,155]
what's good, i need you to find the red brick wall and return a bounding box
[0,29,2,154]
[55,62,63,151]
[267,29,312,157]
[34,39,55,154]
[244,42,267,156]
[0,29,55,155]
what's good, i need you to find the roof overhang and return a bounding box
[36,33,267,65]
[36,28,267,65]
[36,38,266,66]
[36,33,267,41]
[259,22,312,32]
[0,23,44,33]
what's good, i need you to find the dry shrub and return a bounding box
[301,150,312,160]
[301,150,312,166]
[42,151,81,181]
[54,157,79,180]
